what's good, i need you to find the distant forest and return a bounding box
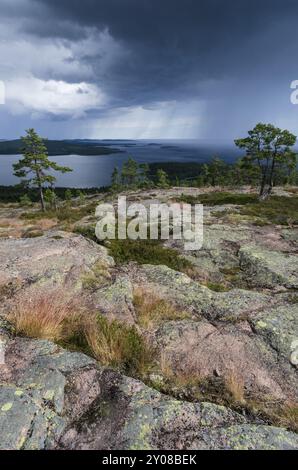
[0,139,122,156]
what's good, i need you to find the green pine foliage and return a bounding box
[13,129,72,211]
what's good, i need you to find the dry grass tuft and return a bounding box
[159,352,200,388]
[7,286,154,378]
[224,369,245,403]
[276,403,298,432]
[7,286,82,342]
[133,287,190,329]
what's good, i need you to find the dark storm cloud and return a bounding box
[24,0,298,107]
[2,0,298,139]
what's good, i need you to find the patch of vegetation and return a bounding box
[177,192,258,206]
[0,138,122,156]
[81,261,111,290]
[205,282,230,292]
[107,238,193,272]
[7,286,82,343]
[148,162,205,185]
[21,230,44,238]
[56,204,96,222]
[7,286,154,379]
[21,201,98,223]
[84,314,154,378]
[133,288,191,329]
[152,356,298,432]
[74,225,97,241]
[197,194,298,226]
[0,185,103,203]
[238,196,298,225]
[243,400,298,434]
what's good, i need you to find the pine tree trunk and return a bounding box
[259,175,266,198]
[39,186,45,211]
[34,161,45,212]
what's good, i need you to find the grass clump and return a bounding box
[107,238,193,272]
[205,282,230,292]
[133,287,190,329]
[7,286,153,379]
[7,286,82,342]
[84,314,154,377]
[243,400,298,434]
[81,261,111,290]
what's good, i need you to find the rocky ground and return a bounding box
[0,187,297,450]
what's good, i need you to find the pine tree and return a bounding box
[156,169,170,188]
[111,167,121,191]
[121,158,138,186]
[208,157,228,186]
[235,123,297,199]
[13,129,72,211]
[139,163,151,187]
[44,188,57,210]
[65,189,73,203]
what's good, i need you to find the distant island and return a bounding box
[0,139,124,156]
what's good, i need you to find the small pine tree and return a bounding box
[111,167,121,191]
[44,188,57,210]
[121,158,138,186]
[139,163,151,187]
[156,169,170,188]
[76,190,85,204]
[208,157,228,186]
[65,189,72,202]
[13,129,72,211]
[19,194,32,207]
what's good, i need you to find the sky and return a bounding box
[1,0,298,140]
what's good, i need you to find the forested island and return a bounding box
[0,139,123,156]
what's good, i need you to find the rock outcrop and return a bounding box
[0,333,297,450]
[0,188,297,450]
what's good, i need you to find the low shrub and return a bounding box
[107,238,193,272]
[177,192,258,206]
[239,196,298,225]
